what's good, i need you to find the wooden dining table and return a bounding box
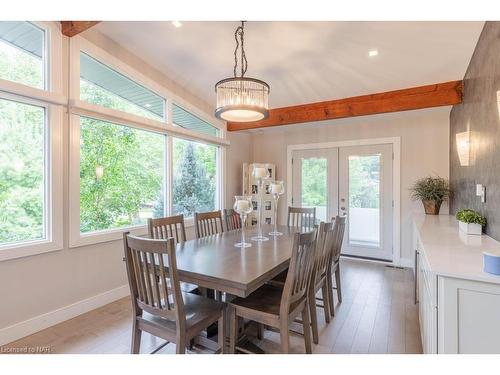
[173,224,297,298]
[167,224,300,353]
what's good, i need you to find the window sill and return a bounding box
[69,224,149,249]
[0,239,63,262]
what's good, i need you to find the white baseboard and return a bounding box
[0,284,130,346]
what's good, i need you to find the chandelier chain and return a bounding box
[233,21,248,78]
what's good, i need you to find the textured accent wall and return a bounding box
[450,22,500,238]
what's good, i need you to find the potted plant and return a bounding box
[410,176,452,215]
[456,209,486,235]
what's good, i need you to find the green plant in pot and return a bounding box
[456,209,486,235]
[410,176,452,215]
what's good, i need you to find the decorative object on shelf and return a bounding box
[410,176,452,215]
[269,180,285,236]
[250,165,270,242]
[214,21,270,123]
[243,162,276,227]
[233,196,253,248]
[456,209,486,235]
[483,252,500,275]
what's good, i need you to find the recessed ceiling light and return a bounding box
[369,49,379,57]
[172,21,182,28]
[144,103,151,108]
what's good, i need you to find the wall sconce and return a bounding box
[456,131,471,166]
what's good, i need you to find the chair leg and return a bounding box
[335,266,342,303]
[131,320,142,354]
[309,290,319,345]
[175,335,186,354]
[218,313,226,354]
[229,307,237,354]
[302,305,313,354]
[279,322,290,354]
[326,271,335,317]
[321,282,331,324]
[256,323,264,340]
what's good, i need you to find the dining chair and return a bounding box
[307,221,336,344]
[194,210,224,238]
[224,208,241,231]
[327,216,346,317]
[194,210,225,302]
[287,206,316,231]
[228,230,317,354]
[148,215,197,294]
[123,232,226,354]
[148,214,187,243]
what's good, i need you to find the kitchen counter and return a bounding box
[413,213,500,285]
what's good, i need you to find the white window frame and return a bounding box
[0,22,64,261]
[68,36,227,248]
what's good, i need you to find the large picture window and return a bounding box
[0,21,45,89]
[0,97,46,246]
[172,138,218,218]
[79,117,165,233]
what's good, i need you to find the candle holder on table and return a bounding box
[233,195,253,248]
[269,180,285,236]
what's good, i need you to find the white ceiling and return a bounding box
[94,21,484,108]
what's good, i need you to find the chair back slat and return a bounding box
[281,230,317,313]
[123,233,184,322]
[148,214,186,244]
[331,216,347,264]
[313,221,336,284]
[224,208,242,231]
[287,206,316,231]
[194,210,224,238]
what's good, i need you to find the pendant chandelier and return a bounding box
[215,21,270,122]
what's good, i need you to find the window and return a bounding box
[173,104,219,137]
[0,97,46,246]
[80,52,165,121]
[0,21,45,89]
[172,138,218,218]
[79,117,165,233]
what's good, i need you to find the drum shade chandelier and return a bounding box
[215,21,270,123]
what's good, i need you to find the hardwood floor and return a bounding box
[5,258,422,354]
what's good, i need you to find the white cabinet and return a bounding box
[438,276,500,353]
[413,215,500,354]
[415,238,437,353]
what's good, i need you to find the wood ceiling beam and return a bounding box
[227,80,463,131]
[61,21,101,37]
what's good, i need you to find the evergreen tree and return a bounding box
[173,143,215,216]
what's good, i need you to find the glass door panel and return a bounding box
[348,154,381,247]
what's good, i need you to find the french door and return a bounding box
[291,143,393,261]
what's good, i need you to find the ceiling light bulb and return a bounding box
[172,21,182,28]
[369,49,379,57]
[144,103,151,108]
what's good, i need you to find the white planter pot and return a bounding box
[459,221,482,235]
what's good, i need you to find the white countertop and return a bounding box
[413,214,500,284]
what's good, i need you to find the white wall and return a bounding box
[0,27,251,344]
[250,107,450,264]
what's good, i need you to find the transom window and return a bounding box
[173,104,219,137]
[0,21,45,89]
[80,52,165,121]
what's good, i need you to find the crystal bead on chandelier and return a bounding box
[215,21,270,122]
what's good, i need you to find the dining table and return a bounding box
[167,224,301,353]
